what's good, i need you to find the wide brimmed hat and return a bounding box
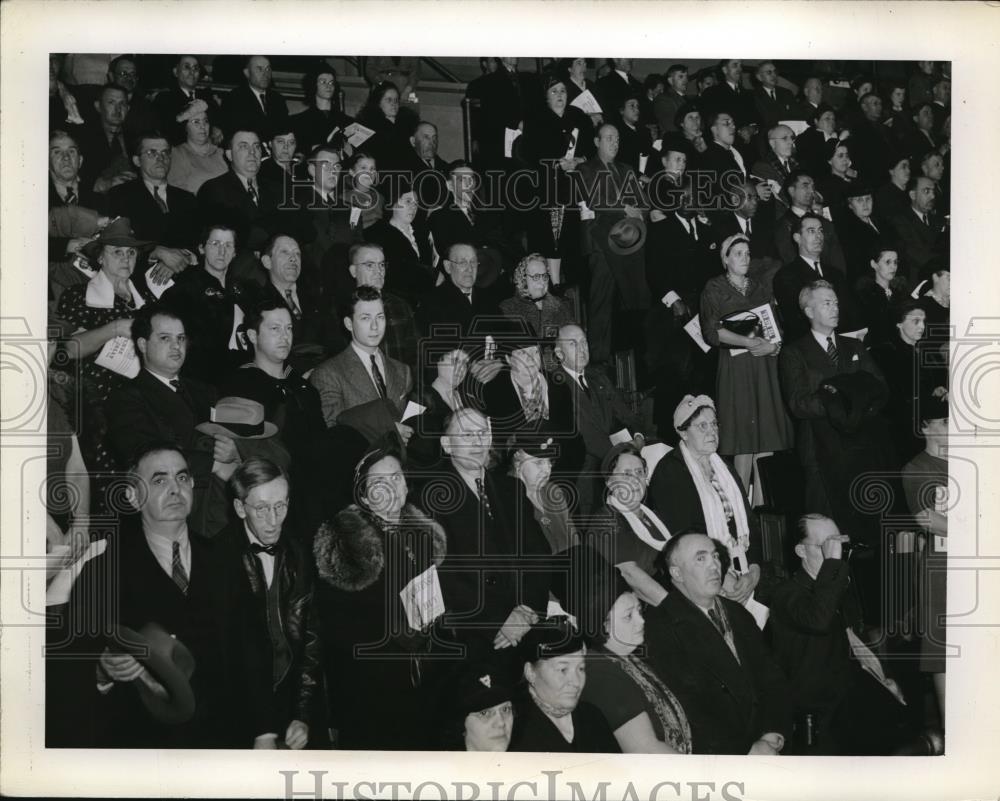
[79,217,154,262]
[113,622,196,725]
[195,397,278,440]
[608,217,647,256]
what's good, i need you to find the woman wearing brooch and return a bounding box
[699,233,793,491]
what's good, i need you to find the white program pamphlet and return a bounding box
[399,565,445,631]
[95,336,140,378]
[570,89,603,115]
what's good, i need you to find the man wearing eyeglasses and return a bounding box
[417,241,501,340]
[107,55,159,147]
[751,124,799,216]
[153,55,221,142]
[222,458,324,750]
[347,242,419,372]
[107,131,201,285]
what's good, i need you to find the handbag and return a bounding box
[719,310,762,338]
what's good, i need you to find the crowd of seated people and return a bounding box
[44,54,952,755]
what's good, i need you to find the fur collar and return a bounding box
[314,503,447,592]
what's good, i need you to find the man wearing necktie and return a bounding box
[429,408,551,653]
[60,444,248,747]
[643,531,793,754]
[77,85,137,194]
[153,55,221,138]
[891,175,948,286]
[752,61,795,132]
[309,286,413,427]
[773,212,859,340]
[221,55,288,140]
[106,306,234,538]
[779,280,893,619]
[225,458,323,750]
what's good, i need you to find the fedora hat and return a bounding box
[608,217,647,256]
[79,217,154,263]
[195,396,278,440]
[113,623,196,725]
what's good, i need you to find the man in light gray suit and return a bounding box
[308,286,412,427]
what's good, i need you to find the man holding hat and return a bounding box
[107,303,237,538]
[576,122,650,369]
[60,443,250,747]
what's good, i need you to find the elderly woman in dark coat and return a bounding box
[647,395,770,605]
[508,619,620,753]
[312,440,447,749]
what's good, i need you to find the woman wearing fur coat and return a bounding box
[313,441,449,749]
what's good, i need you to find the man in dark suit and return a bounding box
[576,123,650,367]
[653,64,689,134]
[697,110,754,203]
[549,324,646,516]
[644,176,719,411]
[291,143,356,298]
[103,56,154,134]
[779,280,893,562]
[594,59,643,126]
[347,242,420,372]
[197,128,280,264]
[846,94,894,185]
[711,179,778,263]
[59,444,249,747]
[476,58,537,171]
[891,176,949,285]
[773,171,848,273]
[770,514,913,754]
[309,286,412,427]
[417,241,502,339]
[773,212,856,340]
[240,233,344,373]
[402,121,450,206]
[152,55,221,141]
[429,408,552,653]
[48,128,108,263]
[643,531,793,754]
[750,124,798,217]
[700,59,759,132]
[107,131,201,253]
[221,55,288,140]
[750,62,797,133]
[222,458,324,749]
[75,83,137,193]
[106,304,237,537]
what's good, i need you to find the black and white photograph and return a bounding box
[2,2,999,800]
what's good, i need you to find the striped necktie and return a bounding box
[826,336,839,367]
[171,540,189,595]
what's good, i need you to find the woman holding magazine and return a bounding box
[698,234,793,489]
